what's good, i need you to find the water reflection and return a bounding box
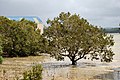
[42,61,114,80]
[93,72,114,80]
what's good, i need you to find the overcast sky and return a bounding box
[0,0,120,28]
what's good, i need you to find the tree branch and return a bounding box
[75,52,86,62]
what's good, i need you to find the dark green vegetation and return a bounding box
[0,57,2,64]
[22,64,43,80]
[0,16,46,57]
[44,12,114,65]
[0,12,115,65]
[0,34,3,64]
[103,28,120,33]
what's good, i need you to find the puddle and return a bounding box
[41,60,114,80]
[93,72,114,80]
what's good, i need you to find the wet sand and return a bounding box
[42,58,116,80]
[0,55,120,80]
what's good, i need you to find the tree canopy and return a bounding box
[0,16,45,57]
[44,12,114,65]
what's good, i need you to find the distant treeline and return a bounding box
[103,28,120,33]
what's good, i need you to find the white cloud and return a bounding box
[0,0,120,28]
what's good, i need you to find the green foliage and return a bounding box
[44,12,114,65]
[0,16,45,57]
[0,44,3,64]
[0,46,2,56]
[0,34,3,64]
[22,64,43,80]
[0,56,3,64]
[0,35,3,55]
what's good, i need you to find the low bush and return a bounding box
[0,56,3,64]
[0,43,3,64]
[22,64,43,80]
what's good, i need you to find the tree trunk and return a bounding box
[72,60,77,65]
[71,56,77,65]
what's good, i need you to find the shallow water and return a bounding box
[42,33,120,80]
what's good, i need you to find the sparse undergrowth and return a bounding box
[0,56,3,64]
[22,64,43,80]
[0,56,48,80]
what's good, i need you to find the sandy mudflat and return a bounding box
[0,56,118,80]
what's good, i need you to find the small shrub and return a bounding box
[0,43,3,64]
[0,56,3,64]
[22,64,43,80]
